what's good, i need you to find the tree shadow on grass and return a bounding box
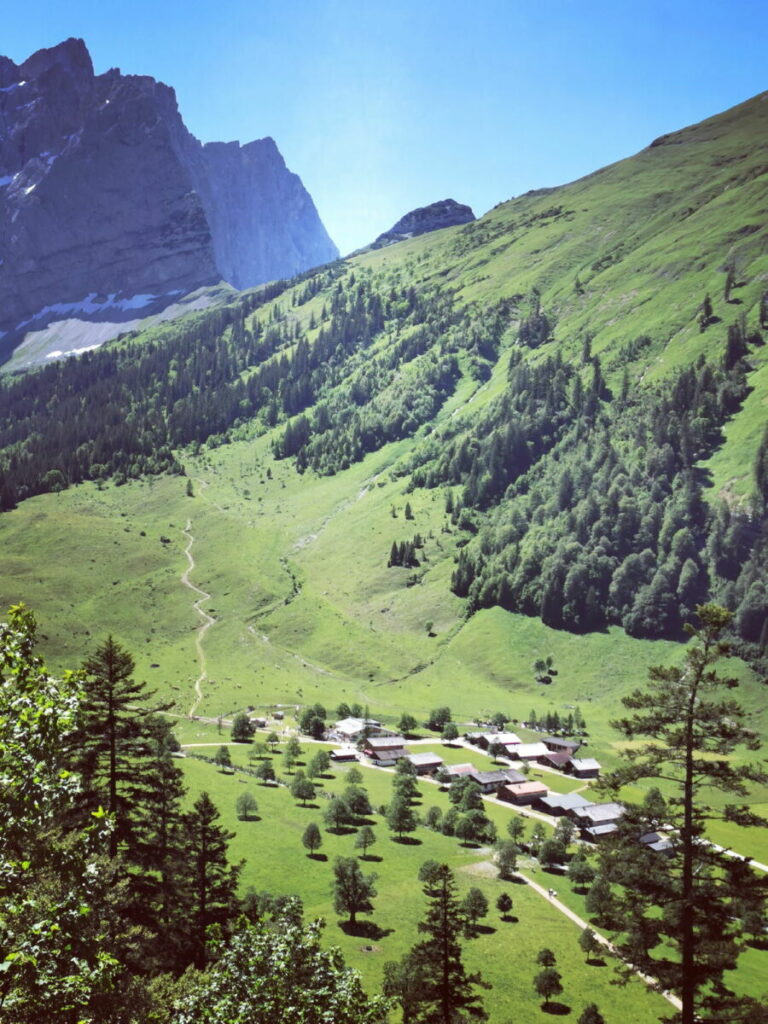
[586,957,607,967]
[338,920,393,940]
[297,802,320,810]
[237,815,262,823]
[542,1002,571,1015]
[391,835,422,845]
[326,826,358,836]
[473,924,496,936]
[307,853,328,862]
[746,937,768,951]
[499,915,519,923]
[359,854,383,863]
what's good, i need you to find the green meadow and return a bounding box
[179,746,674,1023]
[0,91,767,1018]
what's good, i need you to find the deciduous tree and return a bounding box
[236,791,259,820]
[173,903,389,1024]
[302,822,322,857]
[332,856,377,925]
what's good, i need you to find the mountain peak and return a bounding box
[371,198,475,249]
[0,39,338,361]
[19,37,93,81]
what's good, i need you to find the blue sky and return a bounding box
[3,0,767,254]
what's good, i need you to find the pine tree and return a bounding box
[384,864,488,1022]
[179,792,241,968]
[71,636,170,859]
[600,605,767,1024]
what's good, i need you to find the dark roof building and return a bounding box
[540,751,573,771]
[536,791,593,816]
[542,736,582,753]
[467,769,510,793]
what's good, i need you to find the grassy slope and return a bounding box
[179,750,678,1024]
[0,93,766,1010]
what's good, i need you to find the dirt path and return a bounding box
[291,472,380,552]
[181,519,216,717]
[519,871,683,1012]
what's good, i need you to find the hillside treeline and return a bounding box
[0,261,766,658]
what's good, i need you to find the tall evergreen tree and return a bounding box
[71,636,169,859]
[178,791,241,968]
[600,605,767,1024]
[384,863,488,1023]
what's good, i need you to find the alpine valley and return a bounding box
[0,42,767,1024]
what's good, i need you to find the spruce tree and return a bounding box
[70,636,170,858]
[385,864,488,1023]
[600,605,767,1024]
[179,792,241,968]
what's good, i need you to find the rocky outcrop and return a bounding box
[0,38,338,356]
[371,199,475,249]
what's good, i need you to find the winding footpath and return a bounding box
[181,519,216,718]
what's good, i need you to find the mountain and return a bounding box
[0,91,767,696]
[0,38,338,365]
[370,198,475,248]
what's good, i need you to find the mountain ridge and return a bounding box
[0,38,338,364]
[0,88,766,670]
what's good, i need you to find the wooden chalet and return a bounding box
[567,757,600,779]
[542,736,582,754]
[498,780,549,805]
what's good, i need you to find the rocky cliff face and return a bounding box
[0,38,338,354]
[371,198,475,249]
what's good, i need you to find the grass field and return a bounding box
[178,736,768,1020]
[179,748,678,1023]
[1,92,767,1018]
[1,428,765,866]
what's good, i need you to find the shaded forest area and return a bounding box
[0,264,767,664]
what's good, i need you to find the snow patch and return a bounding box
[24,184,36,195]
[0,80,26,93]
[16,291,164,329]
[46,344,100,359]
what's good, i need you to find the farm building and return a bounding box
[444,763,477,779]
[406,752,444,775]
[332,717,383,742]
[507,741,549,762]
[568,757,601,779]
[573,802,625,832]
[467,769,511,794]
[542,736,582,754]
[639,831,675,856]
[362,735,408,766]
[498,780,549,805]
[470,731,522,750]
[329,749,358,763]
[540,750,572,771]
[536,791,593,816]
[583,822,619,841]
